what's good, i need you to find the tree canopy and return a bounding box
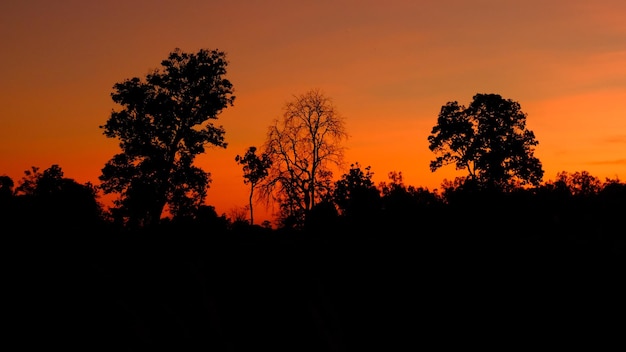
[333,162,380,220]
[99,48,235,227]
[6,165,103,231]
[427,93,543,191]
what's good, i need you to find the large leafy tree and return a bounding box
[99,48,235,227]
[260,89,348,228]
[427,93,543,191]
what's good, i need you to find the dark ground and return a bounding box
[5,228,624,351]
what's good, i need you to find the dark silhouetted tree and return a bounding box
[228,205,250,229]
[99,48,235,228]
[377,171,441,227]
[0,175,15,223]
[552,170,602,197]
[598,177,626,228]
[260,88,348,228]
[333,162,381,221]
[235,146,272,225]
[0,175,15,205]
[428,93,543,191]
[0,175,14,197]
[601,177,626,197]
[304,199,340,232]
[13,165,103,231]
[194,204,229,232]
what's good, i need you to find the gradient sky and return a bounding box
[1,0,625,224]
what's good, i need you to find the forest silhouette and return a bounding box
[2,48,624,351]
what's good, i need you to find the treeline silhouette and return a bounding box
[2,48,622,350]
[2,165,624,350]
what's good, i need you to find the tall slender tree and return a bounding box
[235,146,272,225]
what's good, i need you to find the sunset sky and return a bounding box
[1,0,625,224]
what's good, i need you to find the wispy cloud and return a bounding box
[603,135,626,144]
[587,159,626,165]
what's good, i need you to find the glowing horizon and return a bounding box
[1,0,625,224]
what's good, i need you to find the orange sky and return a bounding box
[1,0,625,224]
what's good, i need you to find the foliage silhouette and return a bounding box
[99,48,235,228]
[428,93,544,191]
[235,146,272,225]
[6,165,104,232]
[551,170,603,197]
[0,174,15,196]
[332,162,381,223]
[4,76,626,350]
[3,164,625,350]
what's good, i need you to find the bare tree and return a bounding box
[228,205,250,226]
[260,89,348,227]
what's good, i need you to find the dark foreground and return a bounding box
[6,227,624,351]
